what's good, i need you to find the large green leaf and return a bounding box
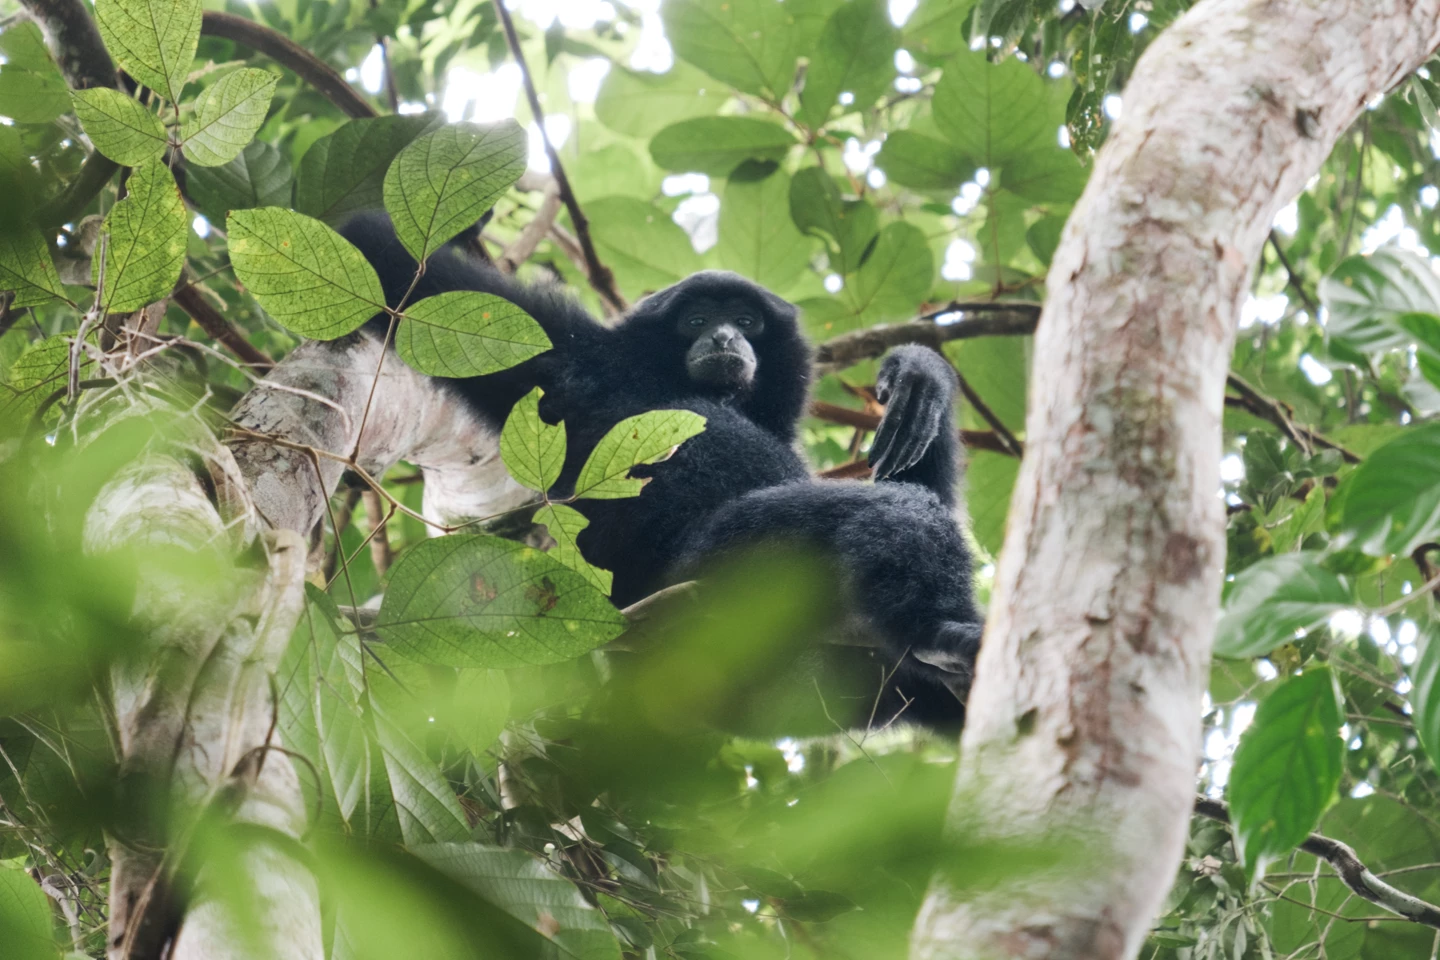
[788,167,879,275]
[933,48,1060,167]
[0,227,65,308]
[295,586,368,823]
[594,64,725,139]
[227,207,386,340]
[585,196,702,299]
[1413,624,1440,776]
[797,0,897,126]
[1000,146,1089,204]
[375,535,625,668]
[94,0,200,103]
[717,166,812,292]
[395,290,550,378]
[294,112,444,225]
[0,862,54,960]
[1228,668,1344,884]
[875,131,974,192]
[0,23,71,124]
[383,120,527,262]
[650,116,796,176]
[1213,553,1351,658]
[187,140,293,223]
[842,221,934,325]
[661,0,826,99]
[533,504,612,594]
[902,0,977,63]
[573,409,708,500]
[96,159,187,312]
[1320,247,1440,355]
[71,88,167,166]
[1338,422,1440,556]
[373,708,471,845]
[965,449,1019,557]
[416,844,623,960]
[499,388,566,494]
[180,68,277,167]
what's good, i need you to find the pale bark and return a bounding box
[909,3,1440,959]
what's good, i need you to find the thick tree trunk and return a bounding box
[909,3,1440,959]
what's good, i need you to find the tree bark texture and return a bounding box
[909,3,1440,959]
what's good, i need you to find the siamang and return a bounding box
[340,213,984,733]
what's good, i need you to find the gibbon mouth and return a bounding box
[690,349,756,385]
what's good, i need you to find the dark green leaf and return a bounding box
[797,0,897,126]
[1339,422,1440,556]
[782,889,859,923]
[187,140,293,223]
[1213,553,1350,658]
[94,0,200,103]
[373,708,471,845]
[395,290,551,377]
[841,221,933,325]
[294,112,444,225]
[179,68,277,167]
[650,117,796,175]
[788,167,878,274]
[875,130,974,191]
[1412,624,1440,775]
[96,160,187,312]
[1001,146,1088,204]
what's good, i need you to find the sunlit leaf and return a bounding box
[933,48,1060,167]
[1338,422,1440,556]
[96,159,187,312]
[227,207,386,339]
[298,586,368,823]
[717,165,812,292]
[447,670,510,757]
[71,88,167,165]
[902,0,977,63]
[661,0,821,99]
[594,64,724,139]
[0,23,70,124]
[1001,146,1089,204]
[797,0,897,126]
[499,388,566,493]
[0,227,65,308]
[180,68,277,167]
[383,120,527,262]
[875,131,974,191]
[375,535,624,668]
[649,117,796,175]
[533,504,612,594]
[187,140,293,223]
[842,221,934,325]
[395,290,550,378]
[295,112,444,225]
[573,409,708,499]
[1321,247,1440,354]
[94,0,200,103]
[0,862,54,960]
[1213,553,1351,658]
[1228,668,1344,884]
[585,196,702,298]
[1413,624,1440,774]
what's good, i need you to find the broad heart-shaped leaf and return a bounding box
[1320,247,1440,355]
[375,535,625,668]
[717,165,812,293]
[788,167,879,275]
[383,120,527,262]
[187,140,292,223]
[94,0,200,104]
[1413,624,1440,776]
[585,196,702,299]
[1213,553,1351,658]
[180,68,277,167]
[96,160,186,313]
[875,130,974,191]
[534,504,612,594]
[797,0,897,126]
[372,707,471,845]
[395,290,550,378]
[594,63,724,139]
[1228,667,1344,884]
[500,388,566,493]
[573,409,708,499]
[295,112,444,225]
[1338,421,1440,556]
[649,117,796,176]
[0,227,65,307]
[0,22,71,124]
[416,844,623,960]
[661,0,825,99]
[842,221,934,326]
[933,48,1060,167]
[227,208,386,340]
[70,88,166,166]
[1001,145,1089,204]
[0,861,55,960]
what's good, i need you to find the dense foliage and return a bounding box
[2,0,1440,957]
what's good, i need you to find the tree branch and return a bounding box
[499,180,563,273]
[1225,371,1360,463]
[494,0,626,314]
[1194,797,1440,929]
[809,401,1020,458]
[172,277,274,371]
[200,11,377,120]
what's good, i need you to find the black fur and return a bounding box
[339,213,983,733]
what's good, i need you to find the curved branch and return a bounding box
[172,278,273,370]
[1194,798,1440,929]
[200,11,377,120]
[812,306,1041,374]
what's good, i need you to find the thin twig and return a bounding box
[1194,797,1440,929]
[809,401,1020,459]
[494,0,626,313]
[951,365,1023,457]
[499,180,563,273]
[360,488,395,577]
[172,276,273,369]
[1225,371,1361,463]
[1268,232,1321,318]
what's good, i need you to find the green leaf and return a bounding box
[1026,215,1065,266]
[1413,624,1440,775]
[782,889,860,923]
[186,140,293,223]
[1228,668,1344,884]
[650,117,796,175]
[594,64,724,139]
[661,0,821,98]
[1320,247,1440,355]
[1001,146,1089,204]
[797,0,897,126]
[0,862,55,960]
[573,409,708,499]
[383,120,527,262]
[375,535,625,668]
[298,587,369,822]
[534,504,612,594]
[294,112,444,225]
[585,196,702,299]
[1213,553,1351,659]
[842,221,934,325]
[227,207,386,340]
[0,23,71,124]
[499,388,566,493]
[0,228,65,308]
[717,165,812,292]
[965,449,1019,556]
[875,130,974,191]
[94,0,200,104]
[1339,421,1440,556]
[395,290,550,377]
[373,708,471,845]
[180,68,277,167]
[71,88,167,166]
[933,48,1060,167]
[788,167,879,275]
[447,670,510,757]
[96,159,186,312]
[416,844,623,960]
[902,0,977,63]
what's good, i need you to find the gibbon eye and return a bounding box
[736,316,754,328]
[688,316,707,328]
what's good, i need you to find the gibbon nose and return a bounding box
[710,327,737,347]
